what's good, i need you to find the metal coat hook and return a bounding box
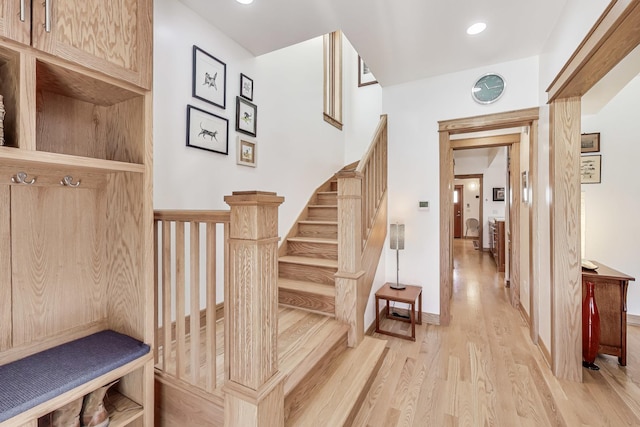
[60,175,81,187]
[11,171,36,185]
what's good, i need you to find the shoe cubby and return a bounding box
[35,59,146,165]
[0,46,20,148]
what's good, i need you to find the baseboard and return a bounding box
[365,306,440,335]
[157,302,224,346]
[538,338,552,368]
[628,314,640,326]
[518,304,530,327]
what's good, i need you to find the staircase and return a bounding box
[155,115,389,427]
[278,179,340,316]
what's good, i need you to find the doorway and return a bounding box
[438,109,539,331]
[453,185,463,238]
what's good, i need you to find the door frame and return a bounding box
[438,110,539,329]
[454,174,483,249]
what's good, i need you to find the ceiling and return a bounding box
[179,0,569,86]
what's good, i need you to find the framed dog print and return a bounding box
[237,137,257,167]
[186,105,229,155]
[236,96,257,137]
[192,45,227,109]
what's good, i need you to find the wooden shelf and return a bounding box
[0,147,145,174]
[106,390,145,427]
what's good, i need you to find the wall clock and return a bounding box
[472,73,505,104]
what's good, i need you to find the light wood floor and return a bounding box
[353,239,640,426]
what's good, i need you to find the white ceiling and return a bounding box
[180,0,569,86]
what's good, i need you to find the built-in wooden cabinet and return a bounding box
[0,0,153,424]
[489,218,505,272]
[0,0,151,89]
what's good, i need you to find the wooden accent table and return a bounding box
[582,261,635,366]
[375,283,422,341]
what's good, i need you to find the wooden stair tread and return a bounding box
[317,191,337,195]
[287,236,337,245]
[279,256,338,269]
[308,204,337,208]
[278,278,335,297]
[279,316,349,395]
[285,336,388,427]
[298,220,337,225]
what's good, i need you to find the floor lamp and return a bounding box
[390,223,405,290]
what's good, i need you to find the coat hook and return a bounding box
[60,175,81,187]
[11,171,36,185]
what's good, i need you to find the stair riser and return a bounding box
[330,181,338,192]
[298,223,338,239]
[279,263,336,286]
[316,193,337,205]
[287,241,338,260]
[284,332,348,421]
[307,206,337,221]
[278,289,335,314]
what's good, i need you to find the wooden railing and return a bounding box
[154,210,230,394]
[335,115,388,346]
[356,114,388,247]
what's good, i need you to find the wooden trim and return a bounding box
[450,133,520,150]
[156,304,224,347]
[519,303,530,327]
[154,210,230,223]
[323,113,343,130]
[439,108,539,330]
[538,337,552,369]
[509,143,521,309]
[628,314,640,326]
[549,97,582,382]
[323,31,343,130]
[438,108,540,134]
[529,121,539,344]
[547,0,640,101]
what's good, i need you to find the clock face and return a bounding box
[472,73,505,104]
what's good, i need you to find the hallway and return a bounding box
[353,239,640,426]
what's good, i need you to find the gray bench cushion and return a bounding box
[0,330,150,423]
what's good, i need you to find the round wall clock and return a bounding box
[472,73,505,104]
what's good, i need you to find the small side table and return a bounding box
[375,282,422,341]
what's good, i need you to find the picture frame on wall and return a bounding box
[237,137,257,167]
[186,104,229,155]
[581,132,600,153]
[492,187,505,201]
[240,73,254,101]
[236,96,257,137]
[358,55,378,87]
[581,155,601,184]
[192,45,227,109]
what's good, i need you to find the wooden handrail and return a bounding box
[154,210,230,222]
[335,114,388,346]
[356,114,387,174]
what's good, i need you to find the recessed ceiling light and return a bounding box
[236,0,254,4]
[467,22,486,35]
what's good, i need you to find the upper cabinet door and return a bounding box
[0,0,31,45]
[31,0,152,89]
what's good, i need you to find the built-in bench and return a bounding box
[0,330,151,425]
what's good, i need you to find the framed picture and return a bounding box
[240,73,253,101]
[492,187,505,201]
[237,137,257,167]
[581,132,600,153]
[358,55,378,87]
[192,45,226,109]
[236,96,257,137]
[186,105,229,155]
[581,155,601,184]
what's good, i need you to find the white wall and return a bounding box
[582,75,640,316]
[382,56,539,316]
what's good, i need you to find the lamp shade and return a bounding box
[390,223,405,250]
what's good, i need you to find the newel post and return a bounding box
[335,171,365,347]
[223,191,285,427]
